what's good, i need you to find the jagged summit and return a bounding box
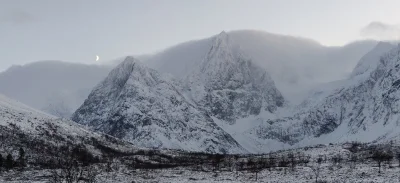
[110,56,146,75]
[121,55,135,64]
[206,31,230,59]
[197,31,245,89]
[99,56,149,88]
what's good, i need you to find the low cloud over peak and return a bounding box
[361,21,400,41]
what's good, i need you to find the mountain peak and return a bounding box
[117,56,142,70]
[108,56,148,79]
[206,31,233,61]
[122,55,135,63]
[186,32,285,122]
[216,31,228,40]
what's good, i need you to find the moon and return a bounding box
[96,55,99,61]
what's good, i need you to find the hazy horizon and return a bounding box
[1,0,400,71]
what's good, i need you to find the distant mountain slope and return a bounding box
[72,56,246,154]
[0,61,112,118]
[248,43,400,150]
[351,42,396,77]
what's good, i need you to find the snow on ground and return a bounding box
[5,165,400,183]
[2,143,400,182]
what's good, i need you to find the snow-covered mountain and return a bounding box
[0,93,133,160]
[185,31,284,123]
[246,42,400,151]
[143,30,377,104]
[72,56,246,154]
[0,61,112,118]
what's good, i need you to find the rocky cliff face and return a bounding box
[185,32,284,123]
[72,56,246,154]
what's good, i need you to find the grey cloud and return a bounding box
[1,10,36,24]
[360,21,400,40]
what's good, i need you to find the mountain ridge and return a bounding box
[0,30,377,118]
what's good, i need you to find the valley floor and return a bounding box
[2,164,400,183]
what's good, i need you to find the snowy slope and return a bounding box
[351,42,396,77]
[295,42,397,114]
[0,93,134,159]
[246,43,400,151]
[0,61,113,118]
[72,56,247,154]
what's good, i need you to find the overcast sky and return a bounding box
[1,0,400,71]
